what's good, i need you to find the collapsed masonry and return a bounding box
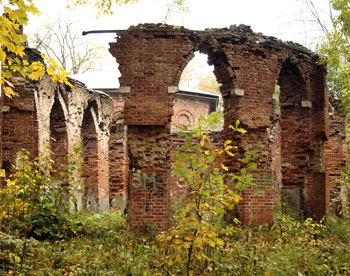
[0,24,346,231]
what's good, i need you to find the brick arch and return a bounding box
[173,109,194,129]
[50,92,69,173]
[108,24,334,230]
[81,100,99,210]
[277,58,312,214]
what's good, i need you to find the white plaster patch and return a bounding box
[301,100,312,108]
[168,86,179,93]
[231,88,244,96]
[120,86,131,94]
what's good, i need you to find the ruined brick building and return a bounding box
[0,24,346,231]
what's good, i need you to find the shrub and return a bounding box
[0,145,82,240]
[156,113,257,275]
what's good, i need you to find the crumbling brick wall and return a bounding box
[2,23,345,231]
[108,93,128,210]
[1,49,114,212]
[109,23,339,230]
[325,94,347,215]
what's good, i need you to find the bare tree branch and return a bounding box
[29,15,105,74]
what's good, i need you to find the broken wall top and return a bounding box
[109,23,326,129]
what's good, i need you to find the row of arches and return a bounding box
[35,76,114,212]
[109,24,331,230]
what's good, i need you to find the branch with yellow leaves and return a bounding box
[0,0,71,98]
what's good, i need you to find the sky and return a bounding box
[25,0,332,88]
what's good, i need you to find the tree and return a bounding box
[196,72,221,94]
[0,0,71,97]
[0,0,187,97]
[316,0,350,114]
[30,16,105,74]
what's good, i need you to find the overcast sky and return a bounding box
[25,0,332,88]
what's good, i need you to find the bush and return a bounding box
[0,145,82,240]
[156,114,257,275]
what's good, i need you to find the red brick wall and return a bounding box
[82,103,99,210]
[50,98,68,174]
[109,24,333,230]
[325,95,347,216]
[1,76,39,177]
[128,125,171,231]
[1,55,114,212]
[171,94,217,130]
[1,25,342,231]
[109,25,195,230]
[109,93,128,210]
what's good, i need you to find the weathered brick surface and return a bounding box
[1,51,114,212]
[1,23,346,231]
[324,95,347,216]
[108,93,128,210]
[109,23,340,230]
[2,76,39,177]
[128,125,171,231]
[171,92,218,131]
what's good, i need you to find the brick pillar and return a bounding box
[109,24,194,230]
[109,94,128,210]
[128,125,171,230]
[1,75,39,176]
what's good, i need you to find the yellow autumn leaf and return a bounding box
[175,255,182,263]
[0,169,6,178]
[221,164,229,171]
[0,49,6,63]
[4,86,18,97]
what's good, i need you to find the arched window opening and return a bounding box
[173,52,223,132]
[50,96,68,173]
[278,60,309,213]
[81,101,99,211]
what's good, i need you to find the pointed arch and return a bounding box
[81,101,99,211]
[278,59,311,214]
[50,94,69,172]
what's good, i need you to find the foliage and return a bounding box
[196,72,221,94]
[2,209,350,275]
[1,0,189,98]
[0,145,82,240]
[67,0,138,15]
[316,1,350,107]
[0,0,71,97]
[155,114,257,275]
[67,0,187,16]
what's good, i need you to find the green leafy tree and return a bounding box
[317,1,350,106]
[156,113,257,275]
